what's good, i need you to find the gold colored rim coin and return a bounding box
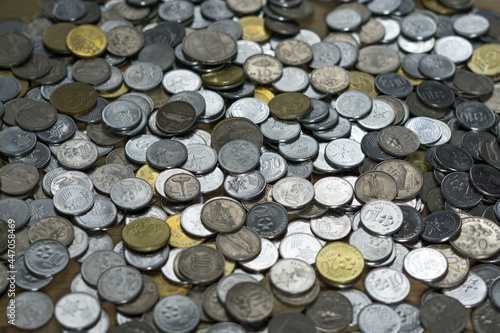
[239,16,272,43]
[66,24,108,58]
[341,71,378,98]
[98,82,129,99]
[50,82,98,116]
[42,23,77,54]
[166,214,205,248]
[316,241,364,284]
[201,65,245,87]
[467,43,500,77]
[254,87,275,104]
[269,92,311,119]
[422,0,458,15]
[135,164,160,198]
[122,217,171,253]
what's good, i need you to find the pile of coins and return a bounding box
[1,0,500,331]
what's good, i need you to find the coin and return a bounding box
[25,239,70,277]
[216,226,261,261]
[50,82,98,116]
[358,304,401,333]
[404,248,448,282]
[269,92,311,120]
[201,196,246,233]
[66,24,107,58]
[122,217,170,253]
[311,66,350,94]
[97,265,143,304]
[177,245,225,284]
[420,295,467,333]
[29,216,75,246]
[316,242,364,285]
[8,292,54,330]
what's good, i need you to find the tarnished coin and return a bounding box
[107,26,144,57]
[472,300,500,333]
[212,117,263,152]
[164,174,200,203]
[97,265,143,304]
[356,46,400,75]
[378,126,420,157]
[0,163,39,196]
[201,197,246,233]
[226,282,273,324]
[451,217,500,259]
[216,226,261,261]
[268,312,316,333]
[374,159,423,200]
[355,171,398,202]
[269,92,311,120]
[24,239,70,277]
[50,82,98,116]
[0,126,37,157]
[182,29,237,65]
[29,216,75,246]
[177,245,225,284]
[13,254,53,291]
[275,39,313,66]
[117,275,158,316]
[422,210,461,243]
[305,291,352,332]
[311,66,350,94]
[146,139,188,170]
[404,248,448,282]
[244,54,283,84]
[8,292,54,330]
[420,295,467,333]
[246,202,288,239]
[156,101,197,135]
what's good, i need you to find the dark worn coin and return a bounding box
[15,101,57,132]
[416,80,455,109]
[456,101,496,131]
[201,196,246,233]
[182,30,237,65]
[156,101,196,135]
[212,117,263,152]
[422,210,461,243]
[462,131,495,161]
[0,162,39,196]
[72,58,111,86]
[177,245,225,284]
[360,131,395,161]
[0,31,33,67]
[265,17,300,36]
[226,282,273,324]
[201,283,230,322]
[480,138,500,170]
[378,126,420,157]
[375,72,413,98]
[216,226,261,261]
[29,216,74,246]
[164,174,200,202]
[117,275,159,316]
[470,164,500,197]
[12,53,51,80]
[420,295,467,333]
[472,300,500,333]
[392,205,424,243]
[268,312,316,333]
[305,291,352,333]
[434,144,474,172]
[107,26,144,57]
[441,172,483,209]
[405,92,447,119]
[246,202,288,239]
[354,170,398,203]
[34,58,67,85]
[374,160,423,200]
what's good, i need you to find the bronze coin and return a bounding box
[156,101,197,135]
[50,82,98,116]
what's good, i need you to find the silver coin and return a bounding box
[125,206,168,225]
[68,225,89,259]
[76,231,114,263]
[443,272,488,308]
[14,254,53,291]
[397,35,435,54]
[310,214,351,241]
[181,144,218,174]
[161,248,190,285]
[279,135,319,162]
[272,176,314,209]
[217,273,259,304]
[8,291,54,330]
[181,203,216,238]
[360,199,403,236]
[272,66,310,92]
[110,178,153,211]
[434,36,473,64]
[376,17,401,43]
[124,245,169,271]
[227,97,269,124]
[197,90,225,120]
[400,13,437,41]
[153,295,200,333]
[338,289,372,327]
[118,92,154,116]
[56,139,98,170]
[260,117,301,143]
[279,233,322,265]
[155,168,193,199]
[259,152,288,183]
[82,250,126,287]
[24,238,70,277]
[314,176,353,208]
[74,196,117,230]
[71,273,99,299]
[404,248,449,282]
[453,14,490,38]
[366,0,402,14]
[53,184,94,215]
[418,54,456,81]
[326,8,362,32]
[94,66,123,92]
[388,243,410,272]
[349,228,394,262]
[393,302,424,333]
[358,303,401,333]
[97,265,143,304]
[240,238,279,272]
[162,69,202,94]
[325,138,365,168]
[124,134,160,165]
[0,126,37,157]
[92,163,135,195]
[405,116,442,145]
[49,170,92,196]
[224,170,267,200]
[357,98,396,130]
[270,258,316,296]
[336,90,373,119]
[55,292,101,330]
[194,167,224,194]
[218,139,260,174]
[124,62,162,91]
[168,91,206,118]
[365,267,411,304]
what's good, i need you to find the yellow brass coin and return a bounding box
[239,16,271,43]
[202,65,245,87]
[0,71,29,98]
[123,217,171,252]
[66,24,108,58]
[166,214,205,248]
[405,151,433,174]
[422,0,458,15]
[144,85,170,109]
[149,272,192,298]
[468,44,500,76]
[98,82,129,99]
[260,276,305,316]
[203,242,236,276]
[269,92,311,119]
[42,23,76,54]
[254,87,275,104]
[397,66,424,86]
[316,242,364,284]
[341,71,378,98]
[135,164,160,198]
[50,82,98,116]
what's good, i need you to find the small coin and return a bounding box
[122,217,170,253]
[316,242,364,284]
[216,226,261,261]
[50,82,98,116]
[97,265,143,304]
[177,245,225,284]
[8,292,54,330]
[404,248,448,282]
[364,268,410,304]
[110,178,153,211]
[29,216,75,246]
[201,196,246,233]
[66,24,107,58]
[355,171,398,202]
[420,295,467,333]
[311,66,350,94]
[25,239,70,277]
[275,39,313,66]
[358,304,401,333]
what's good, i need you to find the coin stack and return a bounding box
[1,0,500,332]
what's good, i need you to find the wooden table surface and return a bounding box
[0,0,498,332]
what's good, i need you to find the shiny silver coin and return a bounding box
[364,268,411,304]
[55,292,101,330]
[97,265,143,304]
[24,239,70,277]
[272,176,314,209]
[218,139,260,174]
[360,199,403,236]
[7,291,54,330]
[53,184,94,216]
[110,178,153,211]
[404,248,448,283]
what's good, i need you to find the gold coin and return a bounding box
[254,87,275,104]
[260,276,305,316]
[123,217,171,252]
[135,164,160,198]
[202,65,245,87]
[468,44,500,76]
[316,242,364,284]
[397,66,424,86]
[50,82,98,116]
[166,214,205,248]
[0,71,29,98]
[42,23,76,54]
[66,24,108,58]
[405,151,433,174]
[269,92,311,119]
[203,242,236,276]
[98,82,129,99]
[239,16,271,43]
[422,0,458,15]
[149,272,191,298]
[144,85,170,109]
[341,71,378,98]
